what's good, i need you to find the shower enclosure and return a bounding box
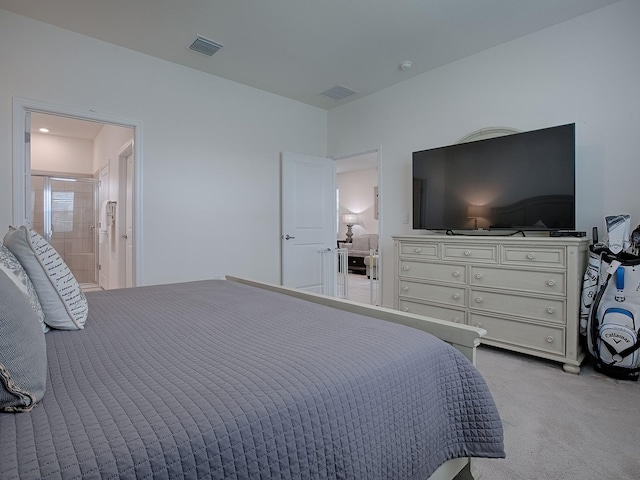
[31,175,98,286]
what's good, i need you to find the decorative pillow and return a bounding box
[3,226,88,330]
[0,268,47,412]
[0,243,49,333]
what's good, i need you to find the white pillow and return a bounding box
[0,243,49,333]
[3,226,88,330]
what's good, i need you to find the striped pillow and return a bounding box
[0,267,47,412]
[3,226,88,330]
[0,243,49,333]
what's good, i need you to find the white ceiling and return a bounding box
[0,0,622,109]
[336,152,378,174]
[30,113,105,140]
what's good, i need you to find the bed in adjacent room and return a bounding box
[1,268,504,479]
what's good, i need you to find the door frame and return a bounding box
[118,139,135,288]
[98,164,110,290]
[332,146,383,301]
[11,96,144,286]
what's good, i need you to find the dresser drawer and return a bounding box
[469,289,566,324]
[399,280,466,307]
[470,266,566,296]
[442,244,498,263]
[399,300,466,324]
[399,260,465,284]
[501,246,566,268]
[399,242,439,258]
[470,313,565,356]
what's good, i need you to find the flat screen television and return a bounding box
[412,123,575,232]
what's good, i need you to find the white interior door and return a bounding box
[281,151,335,292]
[125,152,134,287]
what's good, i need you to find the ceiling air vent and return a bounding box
[189,35,223,56]
[319,85,358,101]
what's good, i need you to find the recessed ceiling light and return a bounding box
[399,61,413,71]
[39,128,50,133]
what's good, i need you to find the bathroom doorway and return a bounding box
[12,98,141,290]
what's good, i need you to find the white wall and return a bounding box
[328,0,640,307]
[31,132,94,175]
[93,124,134,289]
[0,9,327,286]
[337,168,378,238]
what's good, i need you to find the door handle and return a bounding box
[283,234,296,240]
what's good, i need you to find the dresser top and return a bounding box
[392,234,591,246]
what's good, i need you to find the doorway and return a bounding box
[12,98,140,290]
[334,149,382,305]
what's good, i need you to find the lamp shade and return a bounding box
[467,205,490,218]
[342,213,358,225]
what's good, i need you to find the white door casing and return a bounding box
[281,152,336,293]
[11,96,143,287]
[125,151,134,288]
[98,165,110,290]
[117,139,135,288]
[16,111,32,228]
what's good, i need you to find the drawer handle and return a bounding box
[546,336,554,343]
[402,266,410,271]
[414,247,422,253]
[452,271,460,278]
[452,293,460,300]
[474,297,483,304]
[402,286,409,292]
[402,307,409,312]
[547,280,556,287]
[464,250,471,256]
[546,307,555,314]
[475,273,483,279]
[452,317,460,323]
[527,252,536,260]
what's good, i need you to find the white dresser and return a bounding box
[393,234,590,372]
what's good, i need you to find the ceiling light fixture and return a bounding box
[39,128,50,133]
[399,60,413,71]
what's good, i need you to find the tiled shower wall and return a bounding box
[31,176,97,284]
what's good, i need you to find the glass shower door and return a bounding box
[31,176,98,285]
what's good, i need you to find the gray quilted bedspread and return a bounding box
[0,280,504,479]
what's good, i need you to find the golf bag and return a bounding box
[582,247,640,380]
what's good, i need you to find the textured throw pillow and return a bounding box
[0,243,49,333]
[3,226,88,330]
[0,268,48,412]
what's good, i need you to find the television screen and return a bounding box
[412,123,575,231]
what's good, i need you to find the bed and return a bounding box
[1,276,504,480]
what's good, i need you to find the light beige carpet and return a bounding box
[473,346,640,480]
